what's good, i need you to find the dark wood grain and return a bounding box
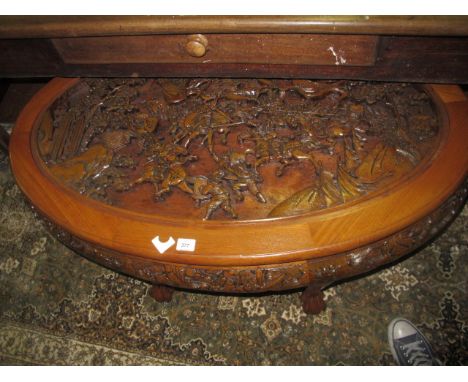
[0,39,63,76]
[52,34,378,66]
[2,36,468,83]
[1,16,468,38]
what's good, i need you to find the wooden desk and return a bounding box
[1,16,468,82]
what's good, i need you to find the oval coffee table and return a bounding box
[9,78,468,314]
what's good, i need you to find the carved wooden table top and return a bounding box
[8,78,468,313]
[10,78,467,262]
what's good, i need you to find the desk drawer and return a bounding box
[52,34,378,66]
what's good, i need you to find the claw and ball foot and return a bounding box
[148,284,174,302]
[301,284,326,315]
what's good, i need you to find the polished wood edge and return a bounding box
[1,16,468,38]
[9,78,468,266]
[429,84,467,103]
[36,181,467,293]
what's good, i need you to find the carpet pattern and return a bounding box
[0,158,466,365]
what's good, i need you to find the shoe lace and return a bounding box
[401,341,433,365]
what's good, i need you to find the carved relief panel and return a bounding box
[37,79,440,220]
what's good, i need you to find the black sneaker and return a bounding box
[388,317,440,366]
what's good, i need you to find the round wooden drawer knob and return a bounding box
[186,34,208,57]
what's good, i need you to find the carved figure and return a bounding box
[215,151,266,203]
[187,173,238,220]
[173,110,209,147]
[195,79,270,105]
[239,131,317,176]
[131,142,197,200]
[154,164,194,200]
[264,79,348,102]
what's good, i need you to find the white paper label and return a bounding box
[176,238,196,252]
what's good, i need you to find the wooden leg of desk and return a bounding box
[301,284,326,315]
[148,284,174,302]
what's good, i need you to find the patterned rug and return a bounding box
[0,156,466,365]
